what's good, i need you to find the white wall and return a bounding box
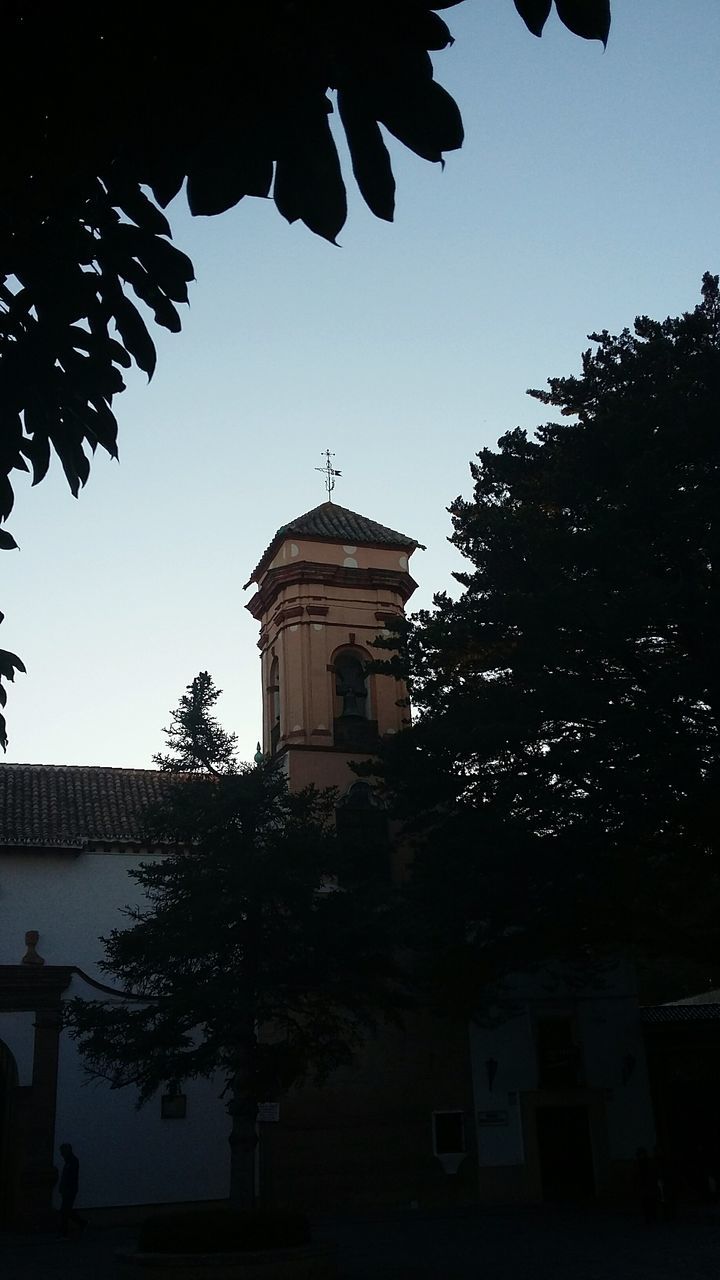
[0,849,233,1207]
[55,976,230,1208]
[0,850,146,974]
[470,1012,530,1167]
[577,996,656,1159]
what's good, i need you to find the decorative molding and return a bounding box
[271,742,381,759]
[274,604,304,625]
[254,618,411,656]
[246,562,418,620]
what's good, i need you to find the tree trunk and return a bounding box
[228,905,261,1209]
[227,1060,258,1209]
[227,1013,259,1209]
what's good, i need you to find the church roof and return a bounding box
[0,763,169,849]
[245,501,423,587]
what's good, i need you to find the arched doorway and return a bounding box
[0,1041,19,1227]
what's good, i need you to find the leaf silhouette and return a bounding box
[555,0,610,45]
[338,89,395,222]
[514,1,553,37]
[114,297,158,378]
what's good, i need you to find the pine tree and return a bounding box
[67,673,404,1207]
[152,670,238,776]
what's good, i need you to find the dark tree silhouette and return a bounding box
[0,0,611,746]
[372,275,720,1009]
[67,673,405,1208]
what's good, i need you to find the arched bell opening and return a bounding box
[331,648,379,750]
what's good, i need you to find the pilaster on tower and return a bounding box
[244,502,423,793]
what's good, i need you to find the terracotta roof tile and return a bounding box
[0,763,170,848]
[245,502,423,587]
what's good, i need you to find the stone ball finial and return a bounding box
[22,930,45,966]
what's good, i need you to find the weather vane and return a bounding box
[315,449,341,501]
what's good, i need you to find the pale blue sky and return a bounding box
[3,1,720,766]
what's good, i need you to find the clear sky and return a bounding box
[3,1,719,768]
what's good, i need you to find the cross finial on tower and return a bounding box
[315,449,341,501]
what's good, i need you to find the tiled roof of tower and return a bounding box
[0,763,173,849]
[246,501,423,586]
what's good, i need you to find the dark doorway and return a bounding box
[535,1105,595,1201]
[663,1079,720,1200]
[0,1041,19,1226]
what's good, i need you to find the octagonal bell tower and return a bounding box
[244,501,422,793]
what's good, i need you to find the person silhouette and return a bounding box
[57,1143,86,1238]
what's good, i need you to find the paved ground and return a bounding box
[1,1205,719,1279]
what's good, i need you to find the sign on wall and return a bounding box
[477,1109,509,1126]
[257,1102,280,1123]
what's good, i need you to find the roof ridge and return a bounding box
[1,762,160,773]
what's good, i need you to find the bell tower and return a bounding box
[244,502,422,793]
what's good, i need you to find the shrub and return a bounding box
[137,1207,311,1254]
